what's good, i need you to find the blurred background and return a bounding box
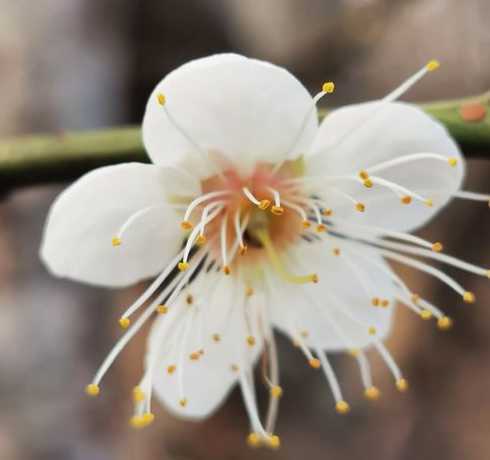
[1,0,489,459]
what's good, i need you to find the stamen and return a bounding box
[315,347,350,414]
[281,199,310,228]
[177,310,195,406]
[182,190,230,226]
[234,209,248,255]
[242,187,270,210]
[372,341,407,391]
[289,196,323,225]
[365,152,459,175]
[254,229,317,284]
[452,190,490,206]
[267,187,284,215]
[239,372,268,438]
[220,213,230,274]
[369,176,431,205]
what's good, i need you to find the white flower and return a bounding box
[41,54,489,447]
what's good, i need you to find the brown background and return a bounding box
[0,1,489,459]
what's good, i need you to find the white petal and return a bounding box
[306,102,464,232]
[269,240,396,351]
[148,274,262,420]
[143,53,318,175]
[40,163,182,287]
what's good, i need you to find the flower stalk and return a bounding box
[0,92,488,193]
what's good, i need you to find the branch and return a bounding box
[0,93,488,193]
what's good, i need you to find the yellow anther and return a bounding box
[371,297,380,307]
[363,179,373,188]
[85,383,100,397]
[180,220,193,230]
[156,305,168,315]
[426,60,440,72]
[223,265,231,275]
[189,351,200,361]
[333,247,341,256]
[231,364,240,373]
[396,378,409,392]
[348,348,360,358]
[271,205,284,216]
[258,199,271,210]
[133,386,145,403]
[179,398,188,407]
[381,299,390,308]
[111,237,121,247]
[316,223,327,233]
[359,170,369,180]
[246,336,256,347]
[432,242,443,252]
[322,81,335,93]
[267,435,281,450]
[463,291,476,304]
[186,294,193,305]
[302,220,311,229]
[119,317,130,329]
[311,273,319,283]
[129,415,146,429]
[142,412,155,426]
[322,208,333,217]
[247,432,261,448]
[437,316,453,330]
[420,309,433,320]
[156,92,166,105]
[411,293,420,304]
[364,386,381,401]
[178,261,189,271]
[309,358,321,369]
[335,400,350,414]
[245,286,254,297]
[401,195,412,205]
[425,198,434,207]
[167,365,176,375]
[212,333,221,342]
[195,234,207,246]
[368,326,377,336]
[239,244,248,255]
[448,157,458,167]
[355,202,365,212]
[270,385,283,399]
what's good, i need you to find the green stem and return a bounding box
[0,93,488,193]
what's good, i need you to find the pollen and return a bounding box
[258,199,271,210]
[364,386,381,401]
[425,198,434,207]
[119,317,130,329]
[355,202,366,212]
[239,244,248,255]
[223,265,231,275]
[401,195,412,205]
[85,383,100,397]
[432,242,443,252]
[348,348,360,358]
[322,208,333,217]
[302,220,311,229]
[420,309,433,320]
[463,291,476,304]
[247,432,261,448]
[142,412,155,426]
[111,237,121,247]
[167,365,176,375]
[381,299,390,308]
[179,398,188,407]
[186,294,193,305]
[396,378,409,392]
[246,336,256,347]
[195,234,206,246]
[333,247,341,256]
[180,220,193,230]
[363,179,373,188]
[245,286,254,297]
[316,223,327,233]
[231,364,240,373]
[426,60,440,72]
[212,333,221,342]
[178,261,189,271]
[368,326,377,336]
[309,358,321,369]
[189,351,200,361]
[133,386,145,403]
[271,205,284,216]
[335,400,350,414]
[266,435,281,450]
[156,92,166,105]
[311,273,319,283]
[371,297,380,307]
[448,157,458,167]
[437,316,453,330]
[129,415,146,429]
[156,305,168,315]
[322,81,335,93]
[270,385,283,399]
[359,170,369,180]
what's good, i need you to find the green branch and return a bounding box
[0,92,488,193]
